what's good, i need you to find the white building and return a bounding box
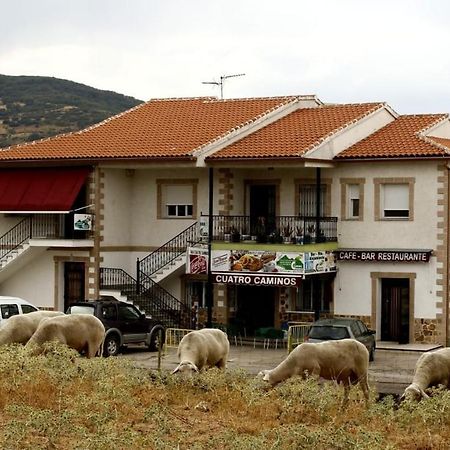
[0,95,449,345]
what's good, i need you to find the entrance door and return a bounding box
[249,185,276,235]
[236,286,275,336]
[64,262,85,311]
[381,278,410,343]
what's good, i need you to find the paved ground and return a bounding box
[119,342,434,395]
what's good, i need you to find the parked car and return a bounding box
[0,296,39,324]
[66,298,165,357]
[305,317,376,361]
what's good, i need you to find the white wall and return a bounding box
[333,161,439,250]
[335,259,439,318]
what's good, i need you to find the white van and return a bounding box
[0,297,39,324]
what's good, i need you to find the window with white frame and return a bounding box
[159,183,195,218]
[347,184,360,218]
[382,184,409,218]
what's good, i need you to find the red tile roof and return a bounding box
[0,96,302,162]
[336,114,450,159]
[207,103,384,160]
[427,136,450,151]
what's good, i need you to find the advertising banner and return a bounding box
[209,249,336,276]
[186,245,208,274]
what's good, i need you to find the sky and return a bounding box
[2,0,450,114]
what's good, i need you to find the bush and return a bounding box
[0,344,449,449]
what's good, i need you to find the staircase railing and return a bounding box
[100,267,193,329]
[0,217,31,260]
[0,214,78,263]
[137,221,200,282]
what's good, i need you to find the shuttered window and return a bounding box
[383,184,409,218]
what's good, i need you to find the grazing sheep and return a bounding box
[400,347,450,401]
[258,339,370,406]
[0,310,64,345]
[172,328,230,374]
[26,314,105,358]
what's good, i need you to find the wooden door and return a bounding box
[64,262,85,311]
[381,278,409,343]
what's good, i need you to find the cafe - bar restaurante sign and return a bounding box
[336,249,432,262]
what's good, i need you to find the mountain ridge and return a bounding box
[0,74,143,148]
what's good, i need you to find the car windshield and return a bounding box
[67,305,95,315]
[309,325,350,340]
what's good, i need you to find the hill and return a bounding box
[0,74,143,148]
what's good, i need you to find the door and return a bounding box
[236,286,275,336]
[249,184,276,235]
[64,262,85,311]
[381,278,410,343]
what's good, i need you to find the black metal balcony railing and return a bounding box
[205,215,337,244]
[0,214,89,262]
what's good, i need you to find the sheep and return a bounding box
[25,314,105,358]
[0,310,65,345]
[258,339,370,407]
[172,328,230,374]
[400,347,450,401]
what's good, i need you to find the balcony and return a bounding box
[204,215,337,246]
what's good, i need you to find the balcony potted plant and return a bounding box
[230,226,241,243]
[282,225,293,244]
[241,226,251,242]
[303,224,315,244]
[223,228,231,242]
[294,226,303,244]
[269,228,283,244]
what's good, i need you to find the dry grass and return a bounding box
[1,343,450,449]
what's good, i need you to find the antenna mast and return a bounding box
[202,73,245,99]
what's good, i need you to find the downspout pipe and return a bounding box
[206,167,214,327]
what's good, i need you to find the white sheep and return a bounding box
[25,314,105,358]
[258,339,370,406]
[401,347,450,401]
[172,328,230,374]
[0,310,64,345]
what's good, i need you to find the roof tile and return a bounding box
[336,115,449,159]
[0,96,300,161]
[207,103,383,159]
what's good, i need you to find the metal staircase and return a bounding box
[100,221,201,329]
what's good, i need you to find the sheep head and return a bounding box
[400,383,429,402]
[172,361,199,375]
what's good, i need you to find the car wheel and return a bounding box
[148,327,165,352]
[103,334,120,357]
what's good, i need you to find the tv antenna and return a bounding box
[202,73,245,99]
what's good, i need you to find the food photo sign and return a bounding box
[208,249,336,286]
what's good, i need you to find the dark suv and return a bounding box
[66,298,165,357]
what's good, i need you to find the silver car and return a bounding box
[306,317,376,361]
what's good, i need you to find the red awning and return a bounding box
[0,167,91,213]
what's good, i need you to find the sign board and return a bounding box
[186,245,208,274]
[73,214,92,231]
[212,272,302,287]
[336,250,432,263]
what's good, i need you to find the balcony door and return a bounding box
[249,184,276,234]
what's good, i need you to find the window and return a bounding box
[348,184,360,218]
[157,179,198,219]
[298,184,327,216]
[293,277,331,312]
[340,178,364,221]
[118,305,141,321]
[374,178,414,221]
[0,304,19,319]
[21,304,38,314]
[382,184,409,218]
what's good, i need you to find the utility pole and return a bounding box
[202,73,245,99]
